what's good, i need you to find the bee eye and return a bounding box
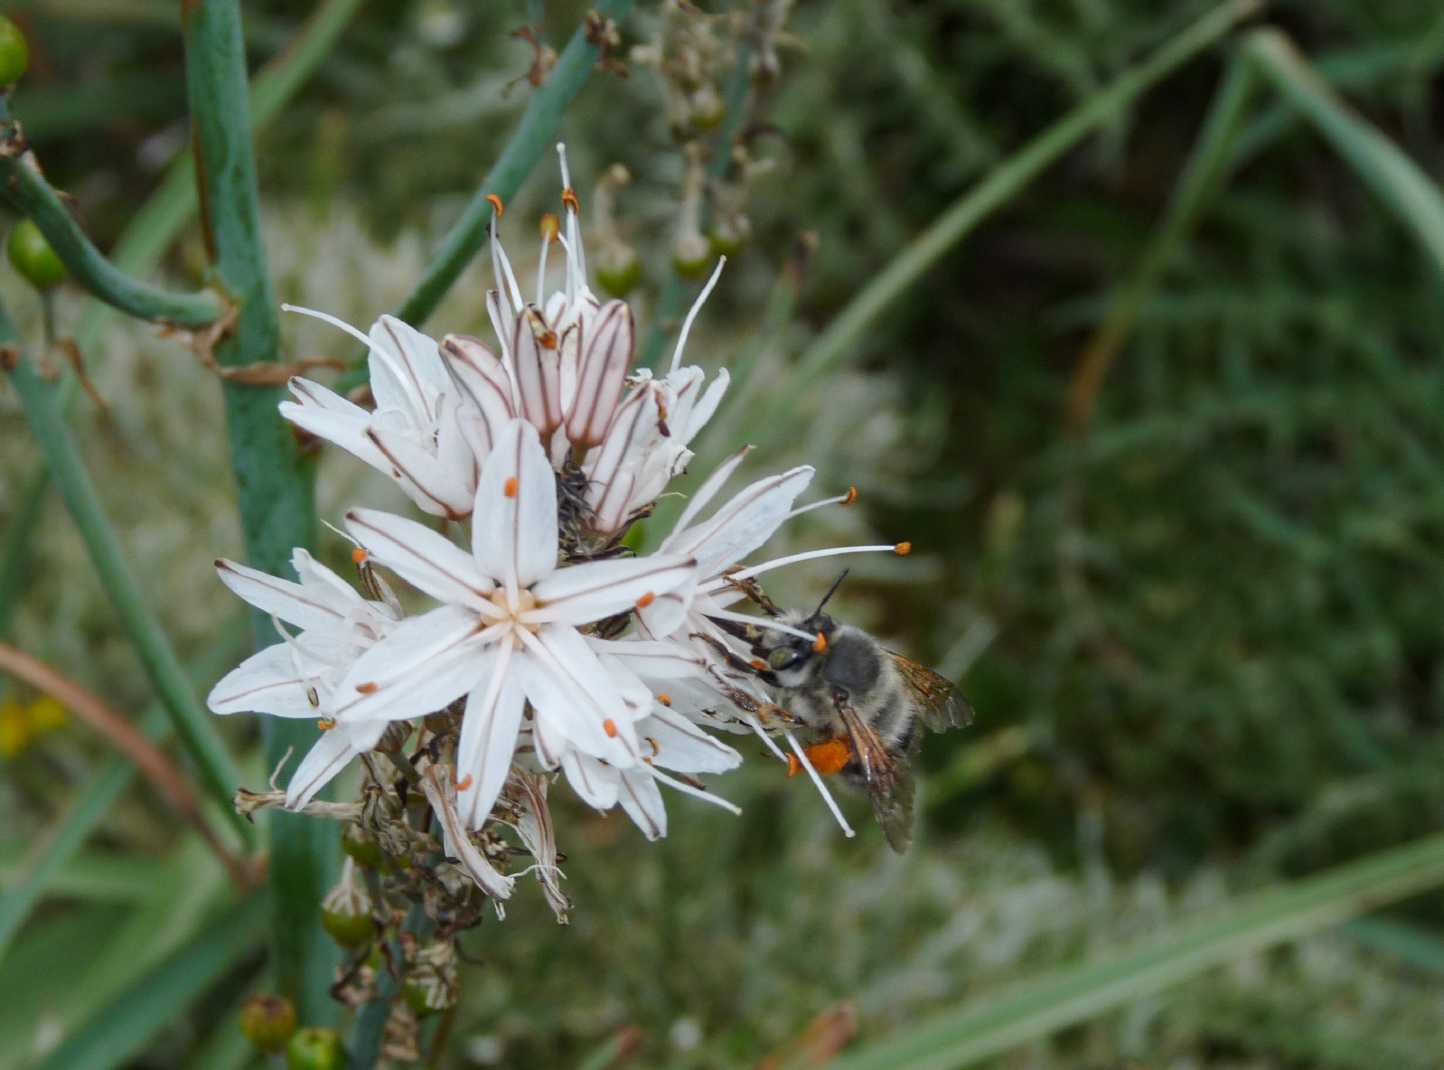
[768,648,798,671]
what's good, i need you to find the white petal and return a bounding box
[333,605,492,721]
[285,720,386,810]
[280,381,390,473]
[471,419,558,592]
[436,393,481,497]
[527,554,696,626]
[560,750,619,810]
[420,765,513,900]
[643,707,742,774]
[369,315,446,423]
[512,308,564,435]
[363,426,473,519]
[675,466,815,577]
[565,300,633,448]
[617,768,667,840]
[216,558,345,633]
[207,643,323,717]
[441,334,515,431]
[683,368,728,444]
[516,630,631,761]
[291,548,367,614]
[586,638,710,681]
[345,508,493,610]
[456,647,527,829]
[667,447,751,547]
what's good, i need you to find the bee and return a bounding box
[719,572,972,852]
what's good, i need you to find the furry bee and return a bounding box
[721,573,972,852]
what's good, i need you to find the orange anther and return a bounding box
[603,718,618,738]
[843,485,859,506]
[561,187,581,215]
[351,546,368,564]
[812,632,828,654]
[750,658,768,671]
[504,476,519,498]
[486,193,505,219]
[646,736,660,756]
[656,692,672,707]
[635,591,655,609]
[356,682,379,695]
[540,212,560,242]
[538,329,558,350]
[894,541,912,556]
[786,753,802,777]
[456,773,474,791]
[317,718,336,731]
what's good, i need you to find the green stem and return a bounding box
[335,0,636,392]
[738,0,1262,452]
[1,329,248,839]
[0,135,223,326]
[0,466,47,636]
[180,0,337,1024]
[829,830,1444,1070]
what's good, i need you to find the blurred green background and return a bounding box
[6,0,1444,1066]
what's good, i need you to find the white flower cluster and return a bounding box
[208,147,886,906]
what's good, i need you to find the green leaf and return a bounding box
[827,831,1444,1070]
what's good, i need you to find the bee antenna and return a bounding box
[814,569,849,616]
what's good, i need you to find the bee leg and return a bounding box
[693,632,781,686]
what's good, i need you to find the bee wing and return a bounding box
[888,652,974,733]
[835,695,915,853]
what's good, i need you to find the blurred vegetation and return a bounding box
[6,0,1444,1066]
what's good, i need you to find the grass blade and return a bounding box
[827,831,1444,1070]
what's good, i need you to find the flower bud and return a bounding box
[320,858,377,948]
[286,1027,344,1070]
[7,220,67,291]
[0,16,29,86]
[239,994,296,1055]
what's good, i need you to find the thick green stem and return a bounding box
[335,0,636,392]
[738,0,1262,452]
[0,133,224,326]
[180,0,338,1024]
[2,334,248,840]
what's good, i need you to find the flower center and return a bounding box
[490,586,540,634]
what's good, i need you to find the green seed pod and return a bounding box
[7,220,67,291]
[672,233,711,280]
[595,248,642,297]
[708,226,748,259]
[321,903,377,948]
[340,824,385,871]
[320,857,377,948]
[0,17,29,86]
[286,1027,344,1070]
[239,994,296,1055]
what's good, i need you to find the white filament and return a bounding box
[785,730,855,838]
[669,256,726,374]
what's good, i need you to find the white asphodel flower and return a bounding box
[279,313,494,520]
[205,548,399,809]
[331,418,698,830]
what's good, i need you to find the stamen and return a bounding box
[656,693,672,707]
[281,304,413,403]
[556,143,586,296]
[749,658,768,671]
[456,773,474,791]
[635,591,655,609]
[356,682,379,695]
[895,541,912,556]
[785,486,860,521]
[489,211,525,316]
[536,215,558,307]
[561,188,581,215]
[812,632,828,653]
[317,718,336,731]
[351,546,368,564]
[646,736,660,756]
[719,544,901,586]
[669,256,726,374]
[785,730,855,838]
[540,212,560,241]
[708,608,815,642]
[504,476,519,498]
[648,766,743,816]
[742,713,789,763]
[486,193,505,219]
[603,718,618,738]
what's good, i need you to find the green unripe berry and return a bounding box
[286,1027,344,1070]
[595,250,642,297]
[0,17,29,86]
[321,903,377,948]
[7,220,67,291]
[340,824,385,870]
[240,994,297,1055]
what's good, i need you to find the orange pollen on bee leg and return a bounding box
[843,485,859,506]
[656,693,672,707]
[317,718,336,731]
[504,477,519,498]
[635,591,655,609]
[486,193,505,219]
[603,719,618,738]
[351,546,368,564]
[356,682,379,695]
[806,738,853,776]
[812,632,828,653]
[561,188,581,214]
[540,212,560,242]
[894,541,912,556]
[456,774,474,792]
